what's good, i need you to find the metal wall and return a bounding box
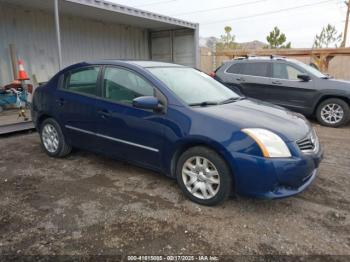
[0,3,149,86]
[150,29,196,67]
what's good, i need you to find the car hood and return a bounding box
[196,99,311,142]
[320,78,350,91]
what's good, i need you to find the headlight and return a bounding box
[242,128,291,158]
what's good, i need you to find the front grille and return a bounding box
[297,129,319,154]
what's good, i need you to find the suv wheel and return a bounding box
[316,98,350,127]
[176,146,232,206]
[40,118,72,157]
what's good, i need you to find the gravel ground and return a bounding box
[0,123,349,259]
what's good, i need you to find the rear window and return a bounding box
[226,63,242,74]
[65,67,100,96]
[241,62,270,77]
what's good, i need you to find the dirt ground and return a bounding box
[0,123,349,259]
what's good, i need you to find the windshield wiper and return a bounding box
[219,97,244,105]
[189,101,219,107]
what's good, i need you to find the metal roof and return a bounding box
[0,0,198,30]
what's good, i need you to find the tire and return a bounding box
[316,98,350,128]
[176,146,233,206]
[40,118,72,157]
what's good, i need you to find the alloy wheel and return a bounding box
[320,103,344,125]
[42,124,59,153]
[181,156,220,200]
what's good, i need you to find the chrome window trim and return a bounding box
[224,68,311,82]
[65,125,159,153]
[223,62,313,82]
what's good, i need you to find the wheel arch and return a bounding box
[170,137,236,185]
[36,113,52,130]
[313,95,350,115]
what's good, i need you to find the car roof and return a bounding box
[225,56,295,64]
[85,59,186,68]
[126,60,185,68]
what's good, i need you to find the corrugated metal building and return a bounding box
[0,0,199,86]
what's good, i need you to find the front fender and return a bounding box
[165,135,238,180]
[312,90,350,113]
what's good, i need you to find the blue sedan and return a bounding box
[32,60,323,206]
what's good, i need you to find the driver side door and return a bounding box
[266,62,316,114]
[94,66,165,169]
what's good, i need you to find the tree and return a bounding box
[313,24,342,48]
[216,26,237,49]
[266,26,291,49]
[205,37,217,49]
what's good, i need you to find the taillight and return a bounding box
[209,72,216,78]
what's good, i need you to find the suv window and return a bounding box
[66,67,100,95]
[103,67,154,104]
[226,63,242,74]
[241,62,270,77]
[273,63,304,80]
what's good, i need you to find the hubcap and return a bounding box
[321,103,344,125]
[182,156,220,200]
[42,124,59,153]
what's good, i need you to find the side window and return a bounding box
[66,67,100,95]
[273,63,303,80]
[241,62,269,77]
[226,63,242,74]
[103,67,154,104]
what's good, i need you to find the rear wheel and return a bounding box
[316,98,350,127]
[40,118,72,157]
[176,146,232,206]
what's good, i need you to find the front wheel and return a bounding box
[316,98,350,128]
[176,146,233,206]
[40,118,72,157]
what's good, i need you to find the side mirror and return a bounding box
[297,74,311,82]
[132,96,162,111]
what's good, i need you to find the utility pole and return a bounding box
[341,1,350,47]
[54,0,62,69]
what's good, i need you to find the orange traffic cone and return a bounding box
[17,60,29,80]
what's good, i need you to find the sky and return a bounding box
[109,0,348,48]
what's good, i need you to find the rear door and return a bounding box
[54,66,101,149]
[267,62,316,113]
[234,61,272,100]
[94,66,165,169]
[222,61,272,100]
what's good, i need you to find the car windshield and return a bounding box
[292,60,327,78]
[148,67,240,105]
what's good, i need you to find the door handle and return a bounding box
[272,81,282,85]
[55,98,66,106]
[236,77,245,82]
[98,109,113,118]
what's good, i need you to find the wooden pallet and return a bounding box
[0,121,35,135]
[0,108,34,135]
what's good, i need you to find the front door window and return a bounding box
[103,67,154,104]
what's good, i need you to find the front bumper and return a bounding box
[231,144,324,199]
[251,168,318,199]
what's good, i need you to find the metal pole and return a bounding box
[54,0,62,69]
[341,1,350,47]
[194,24,200,69]
[9,44,18,79]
